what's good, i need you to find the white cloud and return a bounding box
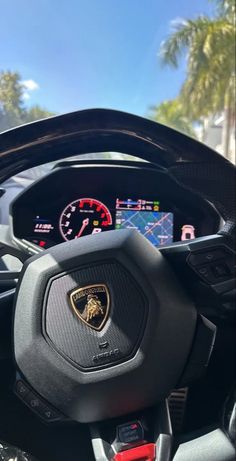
[21,79,39,101]
[22,79,39,91]
[22,92,30,100]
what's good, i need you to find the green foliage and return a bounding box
[0,70,55,132]
[24,105,54,124]
[214,0,235,19]
[159,0,235,121]
[150,99,196,138]
[0,71,25,131]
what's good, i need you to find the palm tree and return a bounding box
[150,99,196,138]
[160,0,235,159]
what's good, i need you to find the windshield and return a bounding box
[0,0,235,165]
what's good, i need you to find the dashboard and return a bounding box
[11,162,220,252]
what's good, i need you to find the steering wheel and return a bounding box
[0,109,235,461]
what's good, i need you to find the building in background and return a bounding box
[200,114,235,164]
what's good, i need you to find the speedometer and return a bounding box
[59,198,112,241]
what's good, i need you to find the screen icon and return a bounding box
[92,228,102,234]
[181,225,195,241]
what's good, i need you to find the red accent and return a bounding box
[113,443,156,461]
[78,198,112,224]
[39,240,46,247]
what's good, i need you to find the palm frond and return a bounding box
[150,99,196,137]
[160,13,235,118]
[160,17,214,67]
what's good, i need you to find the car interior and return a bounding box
[0,109,235,461]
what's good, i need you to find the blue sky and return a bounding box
[0,0,214,117]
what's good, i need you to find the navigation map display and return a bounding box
[115,198,173,247]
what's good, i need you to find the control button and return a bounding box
[24,390,62,422]
[117,421,144,444]
[113,443,156,461]
[15,378,64,423]
[15,380,30,399]
[212,263,230,278]
[189,262,234,285]
[25,391,42,411]
[195,265,216,283]
[37,403,61,422]
[188,249,226,266]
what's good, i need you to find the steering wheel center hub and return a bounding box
[45,261,147,370]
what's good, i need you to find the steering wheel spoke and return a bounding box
[0,240,28,284]
[0,239,29,358]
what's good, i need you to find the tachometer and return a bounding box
[59,198,112,241]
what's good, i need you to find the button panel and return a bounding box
[188,249,227,266]
[15,379,64,423]
[187,247,236,285]
[117,421,144,444]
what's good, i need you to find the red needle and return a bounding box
[76,218,89,238]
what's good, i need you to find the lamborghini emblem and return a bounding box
[69,284,110,330]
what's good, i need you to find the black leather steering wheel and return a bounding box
[0,109,235,461]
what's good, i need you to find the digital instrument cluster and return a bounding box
[11,164,219,251]
[16,196,198,250]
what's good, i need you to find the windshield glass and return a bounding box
[0,0,235,165]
